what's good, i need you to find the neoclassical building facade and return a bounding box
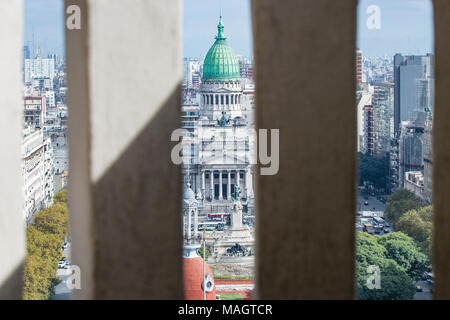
[182,17,255,216]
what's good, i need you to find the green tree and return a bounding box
[385,189,423,228]
[358,152,389,190]
[356,232,417,300]
[23,192,69,300]
[33,203,68,240]
[54,189,67,205]
[198,245,211,261]
[23,228,62,300]
[377,232,428,280]
[397,206,432,257]
[357,257,416,300]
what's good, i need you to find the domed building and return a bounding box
[183,16,255,219]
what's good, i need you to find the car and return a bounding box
[364,201,369,205]
[62,242,69,249]
[58,260,66,269]
[63,261,71,269]
[416,285,423,292]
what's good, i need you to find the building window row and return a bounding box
[202,94,241,106]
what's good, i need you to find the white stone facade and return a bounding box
[183,79,255,215]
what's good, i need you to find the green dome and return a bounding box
[202,17,240,82]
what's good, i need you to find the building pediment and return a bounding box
[202,153,247,165]
[213,87,235,94]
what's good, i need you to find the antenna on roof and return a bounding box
[219,0,222,18]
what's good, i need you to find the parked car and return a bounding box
[63,261,70,269]
[416,285,423,292]
[58,260,66,269]
[364,201,369,205]
[62,242,69,249]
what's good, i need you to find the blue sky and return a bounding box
[357,0,434,56]
[23,0,433,59]
[24,0,64,57]
[183,0,252,58]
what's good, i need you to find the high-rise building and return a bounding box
[23,45,30,60]
[372,83,394,159]
[423,116,433,204]
[183,58,201,88]
[24,51,56,84]
[363,104,374,156]
[24,96,46,127]
[22,127,54,223]
[393,53,433,135]
[356,49,362,86]
[398,113,425,188]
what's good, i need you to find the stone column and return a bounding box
[236,170,240,187]
[227,170,231,200]
[187,211,192,240]
[210,170,214,200]
[245,169,250,198]
[193,210,198,240]
[219,170,223,200]
[201,170,205,196]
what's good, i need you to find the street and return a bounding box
[52,244,72,300]
[414,280,433,300]
[356,190,386,213]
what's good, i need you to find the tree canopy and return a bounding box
[385,189,424,228]
[358,152,389,189]
[396,206,432,257]
[356,231,425,300]
[23,190,69,300]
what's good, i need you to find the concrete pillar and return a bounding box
[252,0,356,299]
[0,0,24,299]
[236,170,240,187]
[433,0,450,300]
[66,0,183,299]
